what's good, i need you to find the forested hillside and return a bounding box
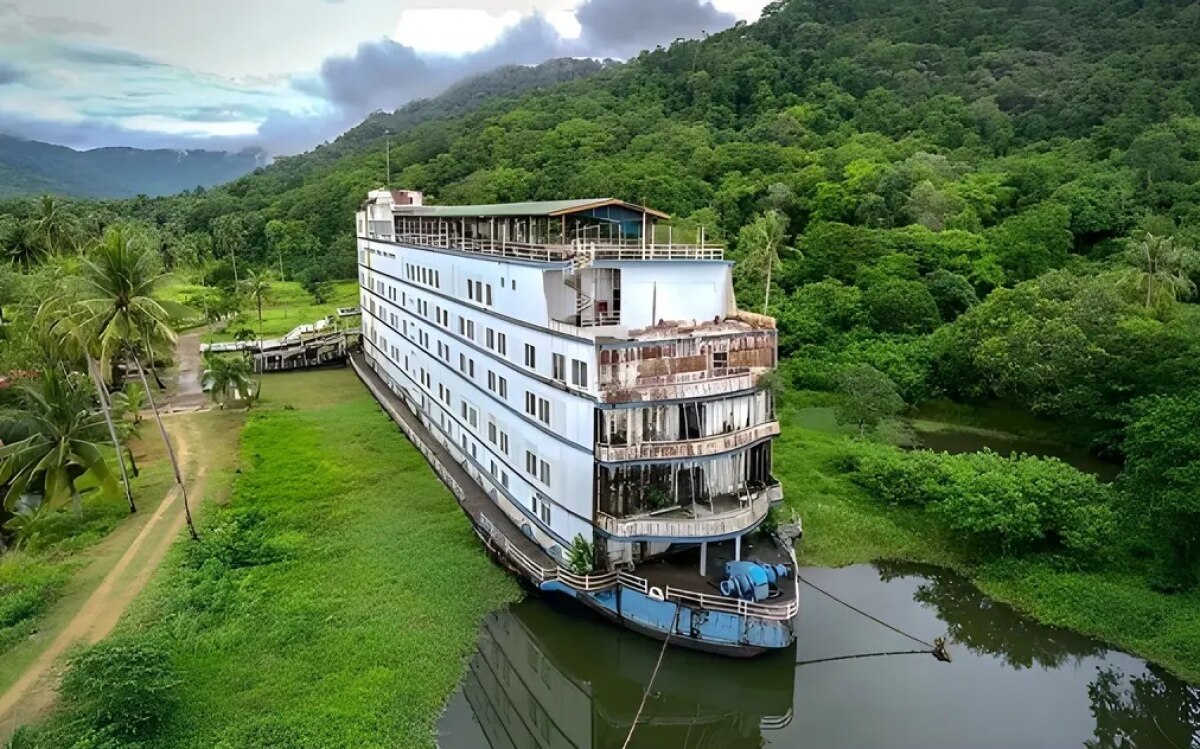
[0,136,263,198]
[63,0,1199,434]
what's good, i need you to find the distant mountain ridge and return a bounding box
[0,136,263,199]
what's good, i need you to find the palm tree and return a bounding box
[1125,232,1198,310]
[0,368,118,516]
[33,195,78,255]
[2,220,44,269]
[240,270,272,384]
[202,353,255,409]
[737,210,796,313]
[34,271,138,514]
[74,227,198,540]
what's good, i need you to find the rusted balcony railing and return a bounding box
[600,371,765,403]
[596,421,781,462]
[362,231,725,262]
[596,484,781,540]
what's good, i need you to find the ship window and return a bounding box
[526,451,537,476]
[713,350,728,371]
[552,354,565,382]
[497,332,507,356]
[571,360,588,388]
[524,344,536,369]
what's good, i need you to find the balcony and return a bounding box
[596,421,781,463]
[596,483,781,540]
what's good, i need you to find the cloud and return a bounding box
[24,15,111,36]
[0,61,21,85]
[315,0,734,119]
[0,0,741,155]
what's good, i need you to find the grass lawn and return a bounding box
[25,369,520,748]
[774,408,1200,684]
[0,435,175,678]
[203,281,360,343]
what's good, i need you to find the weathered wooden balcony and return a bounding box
[596,483,781,540]
[596,421,781,462]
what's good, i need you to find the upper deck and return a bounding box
[357,190,723,264]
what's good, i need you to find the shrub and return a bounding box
[59,639,178,740]
[851,446,1116,558]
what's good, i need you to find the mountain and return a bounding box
[0,136,262,199]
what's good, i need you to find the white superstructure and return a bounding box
[357,189,781,572]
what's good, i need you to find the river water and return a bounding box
[439,563,1198,749]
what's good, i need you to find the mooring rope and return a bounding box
[796,573,937,650]
[796,649,933,667]
[621,607,681,749]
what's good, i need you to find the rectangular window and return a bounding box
[540,500,550,525]
[539,460,550,487]
[458,317,465,336]
[488,421,497,444]
[485,284,493,306]
[501,472,509,489]
[524,344,536,369]
[486,328,495,349]
[497,332,507,356]
[526,451,537,476]
[498,376,508,399]
[487,370,496,392]
[524,392,536,417]
[552,353,565,382]
[537,398,550,425]
[465,320,475,340]
[572,360,589,388]
[499,432,509,455]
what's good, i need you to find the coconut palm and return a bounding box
[1125,232,1198,310]
[737,210,797,313]
[74,227,198,539]
[34,276,139,514]
[202,353,255,409]
[0,367,118,516]
[2,219,44,269]
[239,270,271,387]
[33,195,79,255]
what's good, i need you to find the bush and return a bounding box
[851,446,1116,558]
[59,639,178,740]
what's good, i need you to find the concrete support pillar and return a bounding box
[700,541,708,577]
[735,534,742,561]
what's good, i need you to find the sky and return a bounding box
[0,0,771,155]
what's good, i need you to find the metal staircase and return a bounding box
[564,241,596,322]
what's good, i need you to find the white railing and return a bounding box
[365,232,725,263]
[596,421,781,462]
[596,485,779,539]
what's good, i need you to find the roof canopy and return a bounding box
[391,198,670,220]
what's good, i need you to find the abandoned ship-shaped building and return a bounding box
[354,189,798,655]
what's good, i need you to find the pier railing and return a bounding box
[477,514,797,621]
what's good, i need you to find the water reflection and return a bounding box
[439,598,795,749]
[442,564,1199,749]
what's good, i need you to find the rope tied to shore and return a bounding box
[796,573,952,664]
[620,607,682,749]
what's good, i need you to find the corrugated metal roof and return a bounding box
[391,198,670,220]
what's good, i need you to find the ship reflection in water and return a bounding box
[439,597,795,749]
[441,564,1200,749]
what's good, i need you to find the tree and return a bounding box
[1123,232,1197,311]
[75,227,199,540]
[32,195,79,255]
[862,278,941,334]
[1122,394,1200,590]
[1,219,43,269]
[202,353,255,409]
[835,364,906,437]
[0,368,118,516]
[737,210,795,313]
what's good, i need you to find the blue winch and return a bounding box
[719,560,790,602]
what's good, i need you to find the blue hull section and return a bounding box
[541,580,795,656]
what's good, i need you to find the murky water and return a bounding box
[911,426,1122,481]
[439,563,1198,749]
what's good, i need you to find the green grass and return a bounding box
[203,281,360,343]
[0,442,174,664]
[774,410,1200,684]
[32,370,519,748]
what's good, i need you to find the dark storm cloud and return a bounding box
[0,61,22,85]
[574,0,732,58]
[314,0,735,117]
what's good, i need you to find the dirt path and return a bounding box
[0,412,210,737]
[163,328,208,412]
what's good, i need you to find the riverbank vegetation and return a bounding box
[14,371,520,749]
